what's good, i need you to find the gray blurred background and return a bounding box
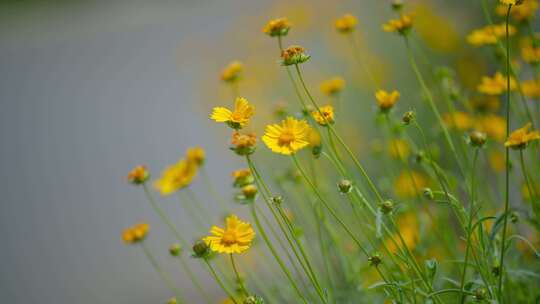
[0,0,473,303]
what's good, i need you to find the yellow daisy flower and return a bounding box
[499,0,523,5]
[442,111,473,131]
[505,122,540,149]
[186,146,205,166]
[127,165,150,185]
[467,24,517,47]
[497,0,537,21]
[203,214,255,254]
[262,17,291,37]
[375,90,400,112]
[335,14,358,33]
[382,14,413,34]
[311,105,335,126]
[394,170,428,199]
[521,44,540,64]
[122,223,150,244]
[153,159,198,195]
[220,61,243,83]
[477,72,517,95]
[522,79,540,99]
[262,117,312,155]
[476,114,507,142]
[388,139,410,159]
[210,97,255,129]
[320,77,346,96]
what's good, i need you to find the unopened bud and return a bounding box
[474,288,487,301]
[423,188,434,200]
[192,240,210,259]
[402,111,415,125]
[468,130,487,148]
[368,253,382,266]
[271,196,283,205]
[338,179,353,194]
[169,243,182,257]
[380,200,394,214]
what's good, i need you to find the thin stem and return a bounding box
[142,184,186,244]
[204,259,239,304]
[277,36,309,112]
[520,149,537,205]
[230,254,249,296]
[346,33,379,90]
[176,256,213,304]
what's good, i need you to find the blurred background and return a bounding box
[0,0,486,303]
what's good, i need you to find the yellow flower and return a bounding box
[220,61,243,83]
[394,170,428,199]
[262,17,291,37]
[320,77,346,96]
[442,111,473,131]
[231,132,257,156]
[122,223,150,244]
[385,213,419,253]
[153,159,198,195]
[499,0,524,5]
[186,147,205,166]
[497,0,537,21]
[335,14,358,33]
[388,139,410,159]
[467,24,517,47]
[382,14,413,34]
[476,114,507,142]
[522,79,540,99]
[489,151,506,173]
[280,45,310,66]
[203,214,255,254]
[311,105,335,126]
[127,165,150,185]
[375,90,400,112]
[232,168,253,187]
[210,97,255,129]
[262,117,312,155]
[307,128,322,148]
[477,72,517,95]
[505,122,540,149]
[522,44,540,64]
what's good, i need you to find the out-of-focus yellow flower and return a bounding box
[262,17,291,37]
[489,151,506,173]
[262,117,312,155]
[394,170,428,199]
[221,298,236,304]
[375,90,400,112]
[412,3,460,53]
[186,147,205,166]
[307,128,322,148]
[382,15,413,35]
[521,44,540,64]
[231,132,257,156]
[320,77,346,96]
[220,61,243,83]
[505,122,540,149]
[280,45,310,66]
[127,165,150,185]
[335,14,358,33]
[388,139,410,159]
[203,214,255,254]
[469,96,501,112]
[232,168,253,188]
[153,159,198,195]
[499,0,524,5]
[522,79,540,99]
[497,0,538,21]
[311,105,335,126]
[477,72,517,95]
[211,97,255,129]
[522,182,540,200]
[467,24,517,47]
[442,111,473,131]
[476,114,507,142]
[385,213,419,253]
[122,223,150,244]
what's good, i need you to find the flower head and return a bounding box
[477,72,517,95]
[467,24,517,47]
[211,97,255,129]
[221,61,243,83]
[153,159,198,195]
[382,15,413,35]
[262,117,312,155]
[442,111,473,131]
[388,139,410,159]
[311,105,335,126]
[186,147,205,166]
[262,17,291,37]
[232,168,253,187]
[320,77,346,96]
[505,122,540,149]
[521,44,540,64]
[476,115,507,142]
[127,165,150,185]
[281,45,310,66]
[375,90,400,112]
[203,214,255,254]
[500,0,524,5]
[497,0,537,21]
[122,222,150,244]
[231,132,257,156]
[522,79,540,99]
[394,171,428,198]
[335,14,358,33]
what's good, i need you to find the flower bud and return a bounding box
[243,295,265,304]
[402,111,415,125]
[474,288,487,301]
[368,253,382,266]
[127,165,150,185]
[262,18,291,37]
[169,243,182,257]
[491,264,501,277]
[391,0,404,11]
[281,45,310,66]
[338,179,353,194]
[192,240,210,259]
[468,130,487,148]
[231,132,257,156]
[380,200,394,214]
[271,196,283,205]
[423,188,434,200]
[510,211,519,223]
[242,184,258,200]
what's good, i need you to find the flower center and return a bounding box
[222,230,237,245]
[231,111,243,122]
[278,131,295,146]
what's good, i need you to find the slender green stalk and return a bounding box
[140,242,185,303]
[230,254,249,296]
[277,36,309,112]
[459,149,480,304]
[176,256,213,304]
[142,184,186,244]
[498,6,513,302]
[346,33,379,90]
[520,149,537,204]
[204,259,239,304]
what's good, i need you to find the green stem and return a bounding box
[177,256,213,304]
[346,33,379,90]
[142,184,186,244]
[230,254,249,296]
[204,259,239,304]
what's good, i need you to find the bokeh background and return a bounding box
[0,0,490,303]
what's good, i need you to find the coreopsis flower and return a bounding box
[467,24,517,47]
[477,72,517,95]
[375,90,400,112]
[211,97,255,129]
[442,111,473,131]
[311,105,335,126]
[262,117,312,155]
[203,214,255,254]
[335,14,358,33]
[320,77,346,96]
[385,213,419,253]
[232,168,253,187]
[186,147,205,166]
[394,170,428,198]
[499,0,524,5]
[231,132,257,156]
[468,130,488,147]
[382,14,413,35]
[127,165,150,185]
[497,0,537,21]
[122,223,150,244]
[220,61,243,83]
[522,79,540,99]
[521,44,540,64]
[262,17,291,37]
[505,122,540,149]
[241,184,258,200]
[476,114,507,142]
[388,139,410,159]
[281,45,310,66]
[153,159,198,195]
